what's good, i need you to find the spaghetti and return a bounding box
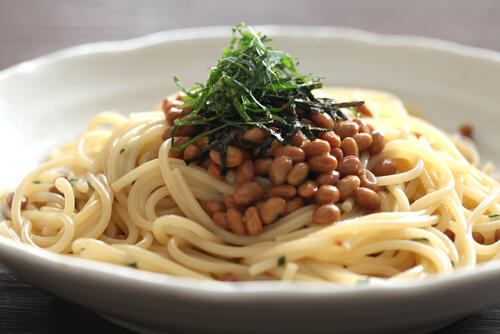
[1,87,498,283]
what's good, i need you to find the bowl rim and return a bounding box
[1,25,500,299]
[2,24,500,79]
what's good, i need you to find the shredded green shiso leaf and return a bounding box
[171,24,364,173]
[410,237,429,243]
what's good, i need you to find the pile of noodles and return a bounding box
[1,88,499,284]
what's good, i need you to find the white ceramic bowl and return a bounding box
[1,26,500,334]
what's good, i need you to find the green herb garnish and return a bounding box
[32,180,41,184]
[410,237,429,243]
[356,277,370,285]
[171,24,364,174]
[131,180,136,186]
[353,107,363,118]
[128,262,137,268]
[120,148,126,154]
[277,256,286,266]
[489,214,500,219]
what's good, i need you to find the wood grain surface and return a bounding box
[1,0,500,333]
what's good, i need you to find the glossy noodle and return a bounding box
[2,87,499,284]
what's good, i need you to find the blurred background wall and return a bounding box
[1,0,499,70]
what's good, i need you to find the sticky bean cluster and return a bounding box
[162,96,398,236]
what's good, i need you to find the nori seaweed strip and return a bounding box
[217,129,245,175]
[255,124,284,142]
[241,138,267,148]
[220,141,229,175]
[326,107,348,122]
[184,146,210,165]
[257,136,276,158]
[301,126,317,141]
[281,127,298,146]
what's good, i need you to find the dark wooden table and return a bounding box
[2,1,500,333]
